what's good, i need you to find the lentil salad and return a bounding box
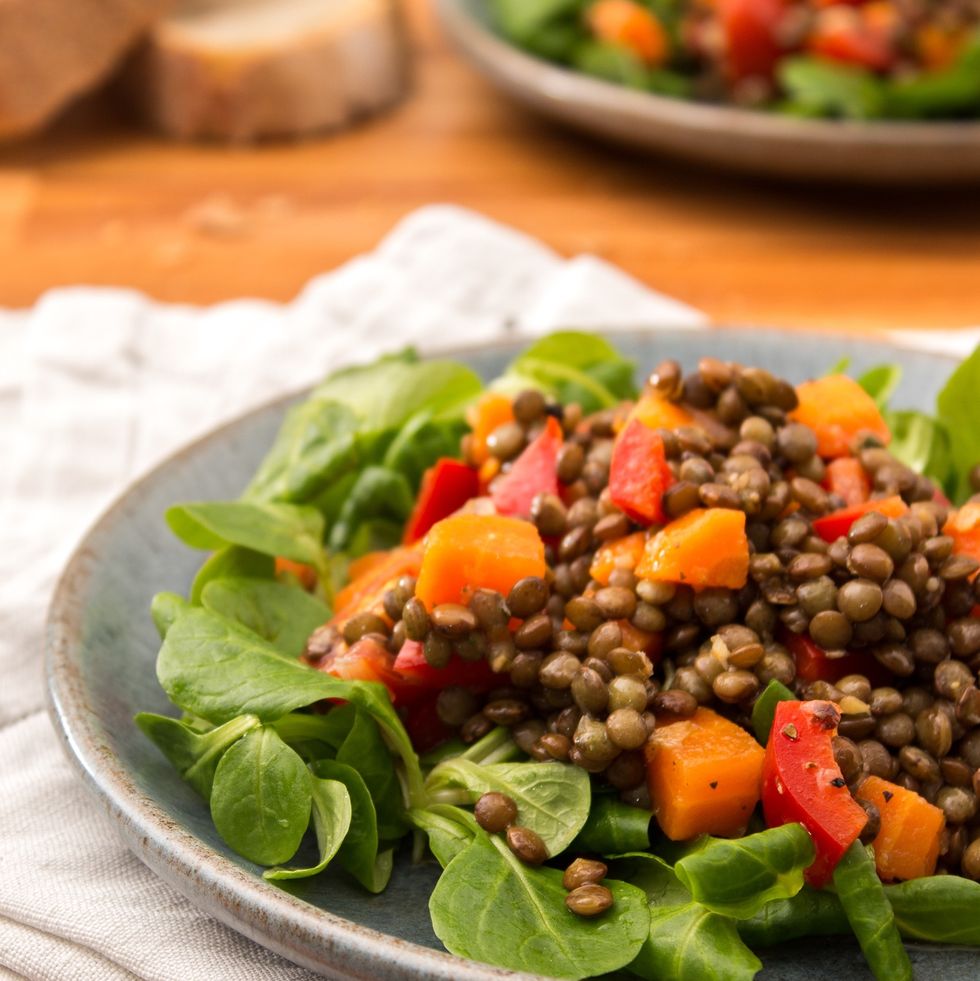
[489,0,980,120]
[140,332,980,980]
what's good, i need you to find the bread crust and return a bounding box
[0,0,170,139]
[123,0,409,141]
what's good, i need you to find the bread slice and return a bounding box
[0,0,170,139]
[122,0,409,141]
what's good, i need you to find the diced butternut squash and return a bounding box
[617,619,663,663]
[274,556,317,590]
[790,375,891,459]
[645,707,765,840]
[415,513,545,610]
[857,775,945,881]
[588,0,670,66]
[636,508,749,590]
[627,391,694,433]
[466,392,515,467]
[822,457,871,508]
[944,501,980,576]
[589,532,647,585]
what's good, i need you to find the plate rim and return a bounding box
[44,326,960,980]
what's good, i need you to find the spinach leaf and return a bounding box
[210,726,312,866]
[488,0,582,46]
[858,364,902,409]
[272,704,356,754]
[310,352,481,431]
[166,500,326,569]
[156,607,425,803]
[408,804,480,868]
[245,400,363,504]
[673,824,814,919]
[151,591,191,638]
[189,546,275,605]
[832,843,911,981]
[614,853,761,981]
[264,776,352,881]
[135,712,260,798]
[381,412,468,492]
[457,725,523,765]
[494,331,637,414]
[572,795,651,854]
[426,757,590,854]
[430,832,650,979]
[885,409,953,493]
[778,58,886,119]
[737,886,849,947]
[885,875,980,946]
[201,577,330,658]
[336,709,407,839]
[751,679,796,745]
[327,466,415,553]
[311,759,393,893]
[885,34,980,118]
[935,342,980,502]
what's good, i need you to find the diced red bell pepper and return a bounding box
[402,458,480,545]
[808,23,894,70]
[781,628,889,687]
[609,419,674,526]
[811,494,908,542]
[393,640,501,693]
[822,457,871,508]
[762,700,869,887]
[491,416,562,519]
[403,695,453,753]
[720,0,786,82]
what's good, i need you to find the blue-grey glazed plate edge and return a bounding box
[45,327,975,981]
[436,0,980,184]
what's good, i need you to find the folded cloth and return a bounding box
[0,205,706,980]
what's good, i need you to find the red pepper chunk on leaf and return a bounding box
[609,419,674,525]
[491,416,562,519]
[402,458,479,544]
[762,700,868,887]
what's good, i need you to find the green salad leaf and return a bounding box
[408,804,480,868]
[885,875,980,946]
[615,853,762,981]
[210,726,312,866]
[166,501,326,569]
[489,0,583,45]
[571,795,651,854]
[135,712,260,799]
[494,330,637,414]
[858,364,902,409]
[778,58,885,120]
[425,757,591,854]
[936,343,980,502]
[751,679,796,745]
[264,776,352,881]
[430,832,650,979]
[201,577,330,658]
[188,546,275,605]
[311,758,393,893]
[738,886,849,947]
[833,843,912,981]
[886,32,980,118]
[150,591,191,638]
[673,824,814,919]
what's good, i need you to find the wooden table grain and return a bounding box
[0,0,978,332]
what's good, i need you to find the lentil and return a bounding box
[566,883,614,917]
[474,792,518,832]
[506,825,548,864]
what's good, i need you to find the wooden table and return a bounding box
[0,1,978,332]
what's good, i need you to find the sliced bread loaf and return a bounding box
[0,0,170,139]
[122,0,409,141]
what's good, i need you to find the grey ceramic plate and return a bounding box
[47,329,978,980]
[436,0,980,184]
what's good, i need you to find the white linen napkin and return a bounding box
[0,205,706,980]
